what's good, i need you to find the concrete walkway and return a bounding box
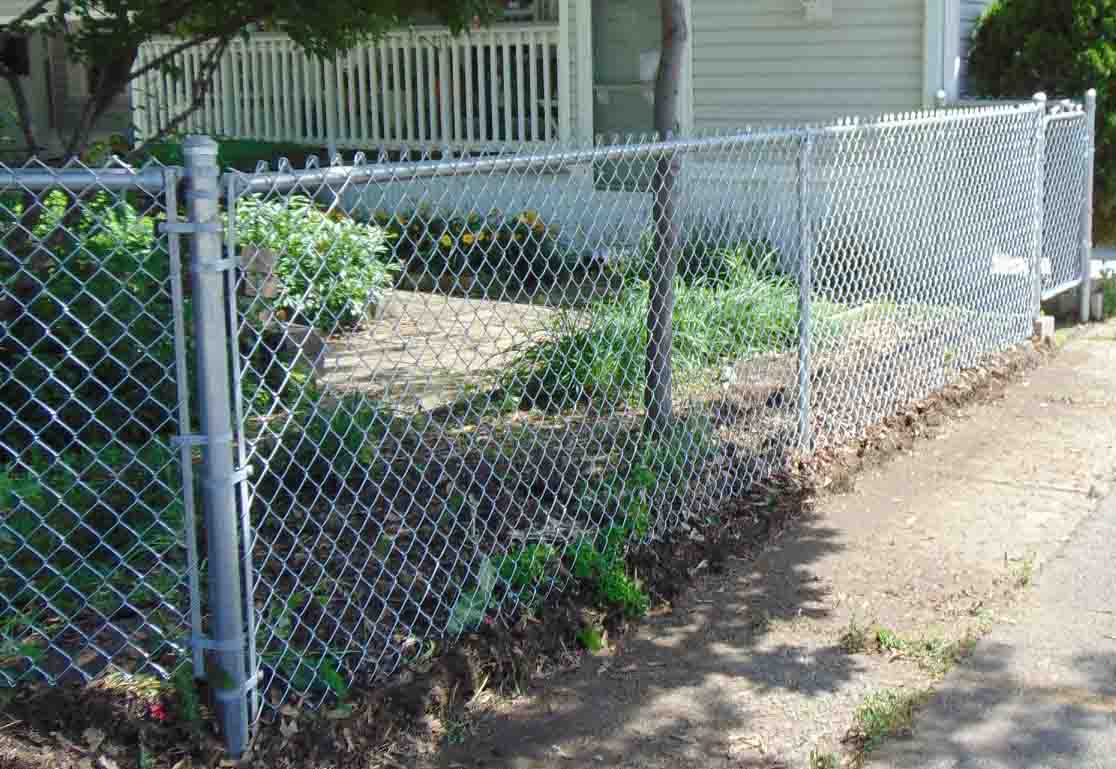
[866,477,1116,768]
[432,320,1116,769]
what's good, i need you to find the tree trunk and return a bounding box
[644,0,687,434]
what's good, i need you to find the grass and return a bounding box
[1101,272,1116,317]
[506,245,814,410]
[839,614,872,654]
[849,688,931,758]
[840,618,980,680]
[809,749,841,769]
[1009,551,1037,588]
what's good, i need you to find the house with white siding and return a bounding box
[130,0,997,150]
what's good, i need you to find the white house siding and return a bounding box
[691,0,925,130]
[959,0,994,95]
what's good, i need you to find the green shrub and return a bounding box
[0,190,178,452]
[142,139,327,171]
[374,207,572,287]
[236,195,395,331]
[508,246,802,409]
[968,0,1116,235]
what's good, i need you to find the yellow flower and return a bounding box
[440,234,453,248]
[532,222,545,233]
[462,233,476,246]
[479,230,490,242]
[514,233,524,242]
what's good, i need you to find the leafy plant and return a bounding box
[447,557,498,636]
[170,664,202,725]
[575,626,605,652]
[374,207,572,290]
[507,244,807,410]
[497,544,559,591]
[968,0,1116,238]
[236,195,395,331]
[875,627,906,654]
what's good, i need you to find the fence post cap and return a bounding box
[183,135,219,158]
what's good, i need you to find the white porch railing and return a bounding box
[133,23,569,149]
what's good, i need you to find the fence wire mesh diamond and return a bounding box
[0,94,1095,745]
[218,98,1079,712]
[0,159,192,687]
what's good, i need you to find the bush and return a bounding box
[968,0,1116,236]
[236,195,395,331]
[374,208,571,289]
[0,190,178,452]
[507,245,803,409]
[142,139,328,171]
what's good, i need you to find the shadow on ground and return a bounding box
[864,648,1116,769]
[430,510,852,769]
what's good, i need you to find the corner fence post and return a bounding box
[1032,92,1048,321]
[183,135,251,756]
[1081,88,1097,323]
[798,131,815,454]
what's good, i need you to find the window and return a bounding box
[0,35,30,77]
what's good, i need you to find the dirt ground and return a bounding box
[4,322,1114,769]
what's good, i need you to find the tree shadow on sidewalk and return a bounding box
[431,509,853,769]
[862,646,1116,768]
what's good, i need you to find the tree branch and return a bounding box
[126,37,231,159]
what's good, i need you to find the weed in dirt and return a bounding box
[848,688,930,757]
[839,614,872,654]
[875,627,906,654]
[506,248,813,409]
[576,626,605,652]
[906,636,977,679]
[810,748,842,769]
[1008,551,1036,588]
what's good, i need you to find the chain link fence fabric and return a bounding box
[0,96,1096,752]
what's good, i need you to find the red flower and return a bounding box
[148,701,170,723]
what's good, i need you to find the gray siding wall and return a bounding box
[691,0,925,129]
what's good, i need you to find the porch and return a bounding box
[131,1,578,150]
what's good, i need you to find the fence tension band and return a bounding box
[160,221,223,235]
[195,256,239,273]
[201,467,252,491]
[172,432,234,449]
[189,634,244,654]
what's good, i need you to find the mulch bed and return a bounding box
[0,339,1051,769]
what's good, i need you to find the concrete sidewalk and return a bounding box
[866,489,1116,769]
[434,321,1116,769]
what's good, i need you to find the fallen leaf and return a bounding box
[96,757,121,769]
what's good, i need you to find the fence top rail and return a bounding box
[228,101,1041,194]
[0,166,172,193]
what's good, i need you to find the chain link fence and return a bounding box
[0,94,1096,755]
[0,160,196,688]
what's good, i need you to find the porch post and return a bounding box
[575,0,594,143]
[558,0,571,141]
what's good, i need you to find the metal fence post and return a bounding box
[1032,92,1048,321]
[798,131,815,454]
[1081,88,1098,323]
[183,135,251,756]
